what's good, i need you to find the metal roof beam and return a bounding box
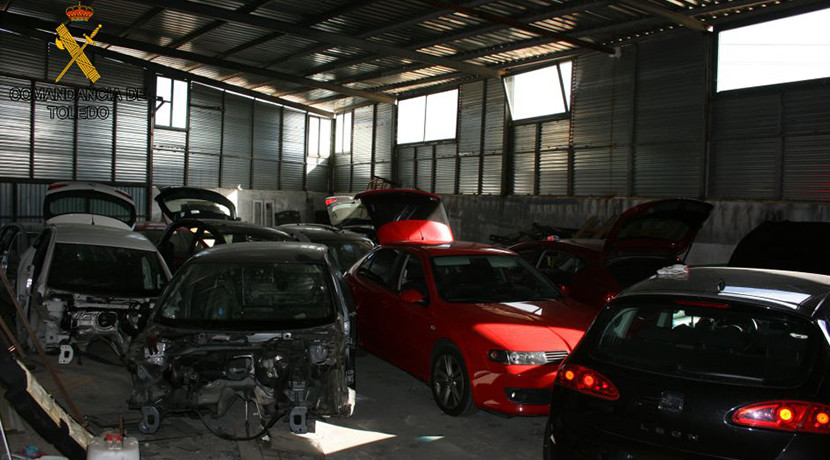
[417,0,615,54]
[619,0,710,32]
[131,0,502,78]
[0,20,332,116]
[1,12,396,104]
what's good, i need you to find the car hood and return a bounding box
[44,182,136,228]
[155,187,236,222]
[453,298,594,351]
[603,199,713,261]
[355,189,453,245]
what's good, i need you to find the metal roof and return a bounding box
[3,0,826,114]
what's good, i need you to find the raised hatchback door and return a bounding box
[355,189,453,245]
[155,187,236,222]
[44,182,136,229]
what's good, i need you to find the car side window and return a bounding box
[398,253,428,298]
[516,249,540,265]
[539,250,586,275]
[359,249,399,290]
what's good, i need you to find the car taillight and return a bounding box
[732,401,830,434]
[675,299,730,309]
[325,198,338,206]
[603,292,616,304]
[556,364,619,401]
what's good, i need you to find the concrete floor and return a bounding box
[4,347,546,459]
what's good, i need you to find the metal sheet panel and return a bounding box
[417,157,433,193]
[512,152,535,195]
[353,106,374,164]
[253,102,281,161]
[188,153,220,188]
[513,124,536,154]
[222,93,253,159]
[783,134,830,201]
[483,79,505,156]
[281,161,304,191]
[711,94,780,141]
[458,81,483,156]
[76,98,114,181]
[0,76,32,178]
[435,143,456,159]
[190,105,222,156]
[0,32,46,81]
[540,119,569,150]
[572,49,636,147]
[17,183,47,221]
[481,154,502,195]
[538,150,568,196]
[253,158,279,191]
[434,157,456,195]
[634,142,702,197]
[0,184,12,221]
[118,186,147,221]
[458,156,480,194]
[352,163,371,192]
[96,58,145,90]
[397,147,415,189]
[710,138,777,200]
[374,162,391,181]
[334,164,350,193]
[374,104,393,163]
[47,42,89,87]
[573,147,628,197]
[115,99,148,182]
[306,157,329,193]
[33,83,74,180]
[153,128,186,186]
[191,82,223,107]
[221,155,251,189]
[282,110,306,163]
[784,86,830,136]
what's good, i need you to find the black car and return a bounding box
[729,220,830,275]
[127,242,356,437]
[276,223,374,274]
[545,267,830,459]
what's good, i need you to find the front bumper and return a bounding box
[471,363,558,416]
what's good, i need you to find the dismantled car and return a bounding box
[346,189,595,416]
[545,267,830,459]
[276,223,374,274]
[512,199,713,309]
[16,183,170,359]
[729,220,830,275]
[127,242,356,437]
[154,187,296,272]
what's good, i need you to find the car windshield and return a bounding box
[156,261,335,330]
[221,230,292,244]
[432,255,560,303]
[326,240,373,273]
[48,243,166,297]
[590,302,817,387]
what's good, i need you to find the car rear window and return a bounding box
[590,301,817,387]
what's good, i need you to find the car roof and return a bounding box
[189,241,329,264]
[385,240,515,257]
[52,223,158,251]
[277,223,370,242]
[172,219,293,237]
[617,266,830,318]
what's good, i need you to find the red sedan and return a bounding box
[345,189,595,416]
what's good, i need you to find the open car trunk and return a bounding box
[355,189,453,245]
[604,199,713,263]
[155,187,236,222]
[44,182,137,229]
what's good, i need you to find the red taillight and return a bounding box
[556,364,619,401]
[732,401,830,434]
[604,292,617,304]
[675,299,731,309]
[325,198,338,206]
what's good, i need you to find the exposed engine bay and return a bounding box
[127,323,354,437]
[23,291,153,359]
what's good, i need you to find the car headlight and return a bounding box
[488,350,549,365]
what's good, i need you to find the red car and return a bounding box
[511,199,713,310]
[345,189,595,416]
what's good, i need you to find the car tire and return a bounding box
[430,345,476,416]
[542,418,557,460]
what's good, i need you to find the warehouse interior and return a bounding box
[1,0,830,458]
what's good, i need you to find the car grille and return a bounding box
[544,350,569,364]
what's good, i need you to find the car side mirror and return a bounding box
[401,288,425,305]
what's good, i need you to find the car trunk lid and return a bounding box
[355,189,453,245]
[155,187,236,222]
[325,196,371,228]
[603,199,713,262]
[44,182,136,229]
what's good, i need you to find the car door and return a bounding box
[350,248,402,359]
[389,250,435,378]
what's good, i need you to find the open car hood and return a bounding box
[44,182,136,229]
[325,196,371,227]
[155,187,236,222]
[603,199,713,261]
[355,189,453,245]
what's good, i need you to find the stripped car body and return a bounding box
[127,242,355,436]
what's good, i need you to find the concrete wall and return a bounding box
[442,195,830,265]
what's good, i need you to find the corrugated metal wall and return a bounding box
[332,103,396,193]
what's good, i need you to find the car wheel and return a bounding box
[543,418,556,460]
[430,345,475,416]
